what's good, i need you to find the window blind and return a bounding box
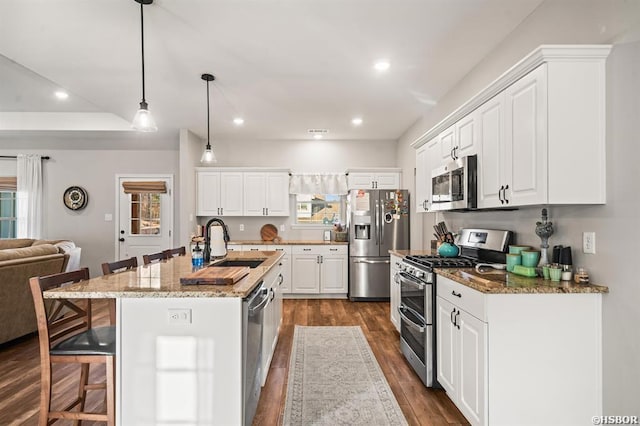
[122,181,167,194]
[0,177,17,191]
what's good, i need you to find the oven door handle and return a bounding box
[354,259,391,264]
[398,271,427,290]
[398,305,426,333]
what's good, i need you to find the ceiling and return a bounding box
[0,0,549,144]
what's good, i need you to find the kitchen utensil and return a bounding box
[180,266,250,285]
[437,243,459,257]
[549,265,562,282]
[475,263,507,271]
[521,250,540,267]
[509,245,531,254]
[260,224,278,241]
[552,245,563,263]
[512,265,538,277]
[506,254,521,272]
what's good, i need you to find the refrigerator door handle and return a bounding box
[353,259,391,264]
[380,199,385,245]
[375,199,380,246]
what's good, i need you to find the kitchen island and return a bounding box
[43,250,284,426]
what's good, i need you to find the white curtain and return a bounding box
[289,173,349,195]
[16,154,43,238]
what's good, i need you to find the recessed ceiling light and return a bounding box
[54,90,69,100]
[233,117,244,125]
[373,61,390,71]
[352,118,363,126]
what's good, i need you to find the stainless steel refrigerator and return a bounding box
[347,189,410,300]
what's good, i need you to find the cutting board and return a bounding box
[260,224,278,241]
[180,266,250,285]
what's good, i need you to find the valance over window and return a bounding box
[0,177,17,191]
[289,173,348,195]
[122,181,167,194]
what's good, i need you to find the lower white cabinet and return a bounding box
[389,254,402,331]
[290,245,348,296]
[436,274,603,426]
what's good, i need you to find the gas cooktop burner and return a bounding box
[404,255,477,269]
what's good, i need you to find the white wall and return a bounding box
[180,136,399,242]
[397,1,640,415]
[0,142,178,277]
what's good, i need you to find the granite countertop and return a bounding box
[436,268,609,294]
[43,251,284,299]
[229,240,348,245]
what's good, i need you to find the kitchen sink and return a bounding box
[210,259,265,268]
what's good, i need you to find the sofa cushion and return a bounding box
[0,239,35,250]
[0,244,59,262]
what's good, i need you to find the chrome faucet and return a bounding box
[203,217,230,262]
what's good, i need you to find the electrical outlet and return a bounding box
[167,308,191,324]
[239,224,245,231]
[583,232,596,254]
[280,224,285,232]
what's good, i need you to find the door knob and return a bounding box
[119,238,125,242]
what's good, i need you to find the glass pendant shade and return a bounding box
[201,144,217,163]
[132,101,157,132]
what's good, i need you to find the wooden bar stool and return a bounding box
[142,251,165,265]
[29,268,115,425]
[101,256,138,324]
[163,246,186,259]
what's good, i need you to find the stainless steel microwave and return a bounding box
[430,155,477,211]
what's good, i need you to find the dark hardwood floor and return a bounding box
[0,299,468,425]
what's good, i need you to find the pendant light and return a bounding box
[131,0,157,132]
[200,73,217,163]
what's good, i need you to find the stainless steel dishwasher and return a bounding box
[242,281,269,426]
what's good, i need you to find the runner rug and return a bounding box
[282,325,408,425]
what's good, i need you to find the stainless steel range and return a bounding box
[397,228,512,387]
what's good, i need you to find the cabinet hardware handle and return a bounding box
[330,248,337,251]
[303,248,311,251]
[320,255,323,263]
[499,185,505,204]
[452,290,462,298]
[266,207,269,215]
[455,310,461,329]
[119,237,125,242]
[504,184,510,204]
[278,274,283,285]
[451,308,456,325]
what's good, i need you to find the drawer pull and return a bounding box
[303,248,312,251]
[452,290,462,298]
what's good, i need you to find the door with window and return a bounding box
[117,175,173,262]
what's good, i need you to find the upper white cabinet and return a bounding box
[415,138,439,213]
[243,172,290,216]
[196,171,243,216]
[478,64,548,209]
[412,45,611,209]
[347,169,402,190]
[196,168,290,217]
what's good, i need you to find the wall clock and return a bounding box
[63,186,88,211]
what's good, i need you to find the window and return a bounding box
[0,191,17,239]
[296,194,342,225]
[130,193,161,235]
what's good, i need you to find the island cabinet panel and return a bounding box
[435,275,603,426]
[118,297,244,425]
[389,254,402,331]
[261,262,283,385]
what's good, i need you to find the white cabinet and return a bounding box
[243,245,291,293]
[347,170,401,189]
[413,45,610,209]
[196,171,243,216]
[439,113,478,164]
[389,254,402,331]
[415,138,439,213]
[479,65,547,208]
[290,245,348,295]
[436,274,603,426]
[196,168,290,217]
[436,291,486,426]
[243,172,290,216]
[261,262,282,385]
